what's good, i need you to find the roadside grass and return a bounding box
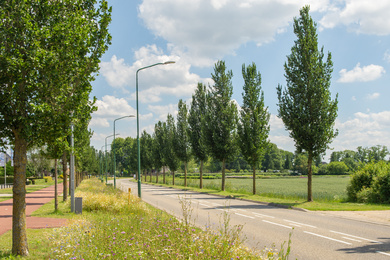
[140,175,390,211]
[0,179,289,259]
[0,178,62,202]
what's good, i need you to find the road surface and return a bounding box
[116,179,390,260]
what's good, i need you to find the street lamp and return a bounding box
[136,61,175,198]
[105,134,119,184]
[113,115,135,188]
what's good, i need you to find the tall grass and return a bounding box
[48,179,288,259]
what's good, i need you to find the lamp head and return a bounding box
[163,61,175,65]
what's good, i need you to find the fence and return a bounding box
[0,183,12,189]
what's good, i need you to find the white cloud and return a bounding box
[338,63,385,83]
[351,96,356,101]
[148,104,178,121]
[100,55,132,92]
[138,0,326,66]
[367,92,380,100]
[94,95,136,118]
[332,111,390,151]
[269,114,285,131]
[320,0,390,35]
[89,118,110,127]
[100,45,211,102]
[89,95,137,131]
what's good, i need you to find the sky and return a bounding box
[89,0,390,162]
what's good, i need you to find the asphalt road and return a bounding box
[115,179,390,260]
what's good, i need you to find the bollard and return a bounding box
[128,188,132,205]
[75,197,82,214]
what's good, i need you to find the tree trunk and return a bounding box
[221,158,226,191]
[150,169,152,182]
[163,167,166,184]
[200,160,203,189]
[156,169,159,184]
[54,159,58,211]
[62,152,68,201]
[144,170,147,182]
[12,132,29,256]
[172,170,175,186]
[184,162,187,187]
[252,166,256,195]
[307,153,313,202]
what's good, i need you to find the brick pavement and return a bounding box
[0,183,68,236]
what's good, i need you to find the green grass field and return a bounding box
[139,174,390,211]
[151,175,350,202]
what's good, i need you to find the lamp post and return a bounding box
[105,134,119,184]
[136,61,175,198]
[113,115,135,188]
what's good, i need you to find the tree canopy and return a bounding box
[276,6,338,201]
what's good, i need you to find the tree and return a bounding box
[238,63,270,194]
[165,114,180,185]
[188,83,208,189]
[153,121,168,183]
[262,143,283,172]
[203,61,238,191]
[0,1,111,255]
[276,6,338,202]
[140,130,153,182]
[174,100,191,186]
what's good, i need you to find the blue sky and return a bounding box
[89,0,390,161]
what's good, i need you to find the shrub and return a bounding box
[327,161,348,175]
[347,161,390,203]
[317,164,328,175]
[44,176,52,182]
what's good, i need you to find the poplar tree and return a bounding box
[203,61,238,191]
[165,114,180,185]
[174,99,191,186]
[238,63,270,195]
[277,6,338,202]
[188,83,208,188]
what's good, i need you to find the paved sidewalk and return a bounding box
[0,184,68,236]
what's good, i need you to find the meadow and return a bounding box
[0,179,290,259]
[151,175,350,202]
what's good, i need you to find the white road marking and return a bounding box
[198,203,210,207]
[263,220,292,229]
[216,208,228,212]
[232,208,247,212]
[377,251,390,257]
[252,212,275,218]
[283,219,317,228]
[304,231,352,245]
[330,230,382,244]
[235,213,255,219]
[342,237,362,242]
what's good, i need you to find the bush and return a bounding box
[327,161,348,175]
[317,164,328,175]
[44,176,52,182]
[347,161,390,203]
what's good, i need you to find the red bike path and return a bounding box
[0,184,68,236]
